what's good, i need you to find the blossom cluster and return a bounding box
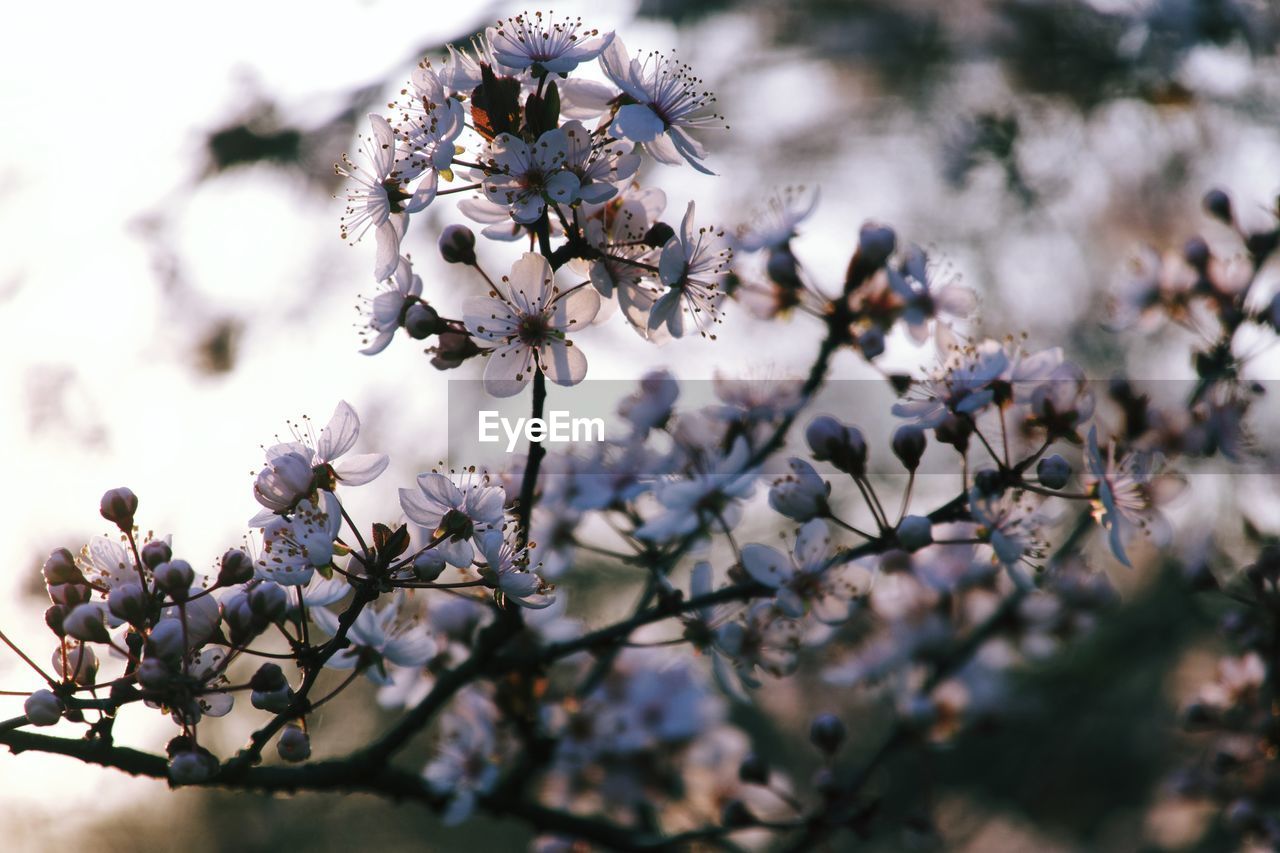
[6,13,1280,851]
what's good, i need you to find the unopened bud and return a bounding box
[109,581,149,625]
[153,560,195,598]
[24,690,63,726]
[858,223,897,268]
[42,549,84,586]
[643,221,675,248]
[63,603,109,644]
[934,413,972,452]
[892,425,927,470]
[766,247,802,290]
[1183,236,1210,271]
[1036,454,1071,490]
[438,224,477,265]
[857,327,885,360]
[250,663,288,693]
[168,750,217,786]
[805,416,867,478]
[248,583,288,621]
[218,549,254,586]
[413,548,448,582]
[277,725,311,762]
[136,657,173,689]
[140,540,172,569]
[252,686,293,713]
[973,468,1003,497]
[1203,188,1233,225]
[147,619,186,662]
[897,515,933,552]
[48,582,90,607]
[99,487,138,530]
[809,713,846,755]
[405,302,441,339]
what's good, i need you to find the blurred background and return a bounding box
[2,0,1280,849]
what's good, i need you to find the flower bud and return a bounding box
[934,413,972,452]
[857,327,885,360]
[405,302,441,339]
[45,605,68,637]
[897,515,933,552]
[1036,454,1071,490]
[168,750,217,786]
[153,560,195,598]
[42,548,84,586]
[100,487,139,530]
[973,468,1003,497]
[249,583,288,621]
[738,753,770,786]
[809,713,846,755]
[147,619,186,662]
[140,540,172,569]
[136,656,173,689]
[806,416,867,478]
[24,690,63,726]
[413,548,448,582]
[643,221,676,248]
[1203,188,1233,225]
[892,425,927,470]
[1183,236,1210,271]
[54,642,98,686]
[254,451,314,514]
[48,582,90,607]
[218,549,254,586]
[438,224,477,264]
[63,603,109,644]
[251,663,288,693]
[223,592,263,644]
[766,247,802,290]
[768,458,830,522]
[428,331,483,370]
[277,725,311,762]
[857,222,896,268]
[252,686,293,713]
[109,581,149,625]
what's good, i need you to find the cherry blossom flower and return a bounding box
[423,690,502,825]
[255,493,342,586]
[733,186,819,253]
[885,247,976,344]
[336,114,414,281]
[650,202,730,339]
[309,593,437,685]
[359,254,423,355]
[1083,426,1167,567]
[561,120,639,204]
[635,437,757,541]
[481,129,580,224]
[600,38,723,174]
[475,527,555,609]
[250,400,389,525]
[741,520,865,622]
[487,12,614,75]
[463,252,600,397]
[399,470,505,568]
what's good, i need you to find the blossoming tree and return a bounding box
[6,11,1280,851]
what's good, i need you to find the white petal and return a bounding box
[463,296,520,342]
[537,339,588,387]
[373,215,405,281]
[508,253,554,315]
[316,401,360,462]
[332,453,389,486]
[741,544,793,588]
[482,341,536,398]
[550,286,600,331]
[611,104,665,144]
